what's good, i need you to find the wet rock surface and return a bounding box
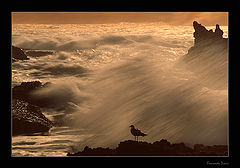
[12,81,53,136]
[12,99,53,136]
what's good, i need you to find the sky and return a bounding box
[12,12,228,26]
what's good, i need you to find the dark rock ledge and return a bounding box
[12,46,29,62]
[12,81,51,107]
[67,139,228,156]
[12,81,53,136]
[12,46,55,62]
[24,50,54,57]
[12,99,53,136]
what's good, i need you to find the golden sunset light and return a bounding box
[12,12,228,157]
[12,12,228,26]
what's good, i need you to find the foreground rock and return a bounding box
[12,99,53,136]
[12,81,51,107]
[12,46,29,61]
[12,81,53,135]
[67,139,227,156]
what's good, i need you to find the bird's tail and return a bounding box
[141,133,147,136]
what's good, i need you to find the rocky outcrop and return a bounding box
[12,81,51,107]
[67,139,228,156]
[189,20,228,54]
[12,46,29,61]
[193,21,226,45]
[12,99,53,136]
[12,81,53,135]
[25,50,54,57]
[180,21,228,89]
[193,144,228,156]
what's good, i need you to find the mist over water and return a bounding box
[12,23,228,156]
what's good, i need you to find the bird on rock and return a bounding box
[129,125,147,141]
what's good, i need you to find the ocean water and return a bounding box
[11,23,228,156]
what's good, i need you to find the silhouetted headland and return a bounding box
[67,139,228,156]
[189,21,228,52]
[180,21,228,89]
[192,21,226,45]
[184,20,228,59]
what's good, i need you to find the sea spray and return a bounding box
[26,52,227,151]
[12,23,228,156]
[65,56,228,151]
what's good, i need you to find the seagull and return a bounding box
[129,125,147,141]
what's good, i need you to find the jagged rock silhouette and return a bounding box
[67,139,228,156]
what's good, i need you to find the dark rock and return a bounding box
[193,21,225,45]
[12,81,52,107]
[153,139,171,146]
[67,139,228,156]
[67,146,115,156]
[12,46,29,60]
[172,142,193,156]
[12,81,54,135]
[152,139,175,155]
[193,144,205,152]
[12,81,42,103]
[25,50,54,57]
[190,21,228,53]
[12,99,53,136]
[193,144,228,156]
[180,21,228,90]
[116,140,153,156]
